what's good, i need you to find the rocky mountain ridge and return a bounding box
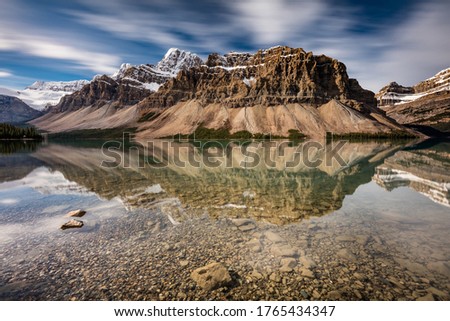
[49,48,203,113]
[376,67,450,133]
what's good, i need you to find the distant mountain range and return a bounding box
[1,46,448,137]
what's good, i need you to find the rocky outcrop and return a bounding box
[50,75,153,113]
[376,68,450,133]
[0,95,43,123]
[140,46,376,111]
[376,82,414,106]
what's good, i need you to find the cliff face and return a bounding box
[0,95,43,123]
[376,68,450,133]
[140,46,376,112]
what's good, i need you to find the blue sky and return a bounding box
[0,0,449,91]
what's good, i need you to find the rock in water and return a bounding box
[67,209,86,217]
[191,262,232,291]
[61,219,84,230]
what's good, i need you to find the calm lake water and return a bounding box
[0,138,449,300]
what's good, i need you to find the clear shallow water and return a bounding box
[0,139,449,300]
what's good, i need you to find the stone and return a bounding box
[61,219,84,230]
[269,273,281,283]
[281,258,297,269]
[251,270,263,280]
[271,245,297,258]
[66,209,86,217]
[279,258,297,273]
[336,235,355,242]
[300,290,309,299]
[191,262,232,291]
[416,293,435,301]
[394,258,428,275]
[426,287,448,299]
[327,290,342,300]
[231,218,253,227]
[231,218,256,232]
[264,231,285,243]
[426,261,450,277]
[299,256,317,269]
[238,224,256,232]
[299,267,314,278]
[246,238,262,252]
[355,235,370,246]
[179,260,189,267]
[337,248,356,261]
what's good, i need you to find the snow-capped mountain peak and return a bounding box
[26,80,90,92]
[156,48,203,75]
[111,63,133,80]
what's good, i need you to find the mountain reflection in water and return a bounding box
[2,139,447,224]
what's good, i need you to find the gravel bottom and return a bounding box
[1,203,449,301]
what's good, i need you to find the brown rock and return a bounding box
[61,219,84,230]
[191,262,232,291]
[337,248,357,261]
[67,209,86,218]
[299,267,315,278]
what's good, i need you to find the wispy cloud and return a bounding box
[0,70,12,78]
[228,0,325,44]
[0,0,448,91]
[0,0,120,75]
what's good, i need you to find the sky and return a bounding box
[0,0,449,91]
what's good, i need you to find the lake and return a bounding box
[0,138,449,300]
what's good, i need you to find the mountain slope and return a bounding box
[376,68,450,133]
[0,95,43,123]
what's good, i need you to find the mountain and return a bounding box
[0,94,43,123]
[0,80,90,111]
[376,68,450,133]
[136,46,410,138]
[31,49,204,131]
[32,46,413,138]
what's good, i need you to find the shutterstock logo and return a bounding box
[100,133,348,169]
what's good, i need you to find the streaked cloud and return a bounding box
[228,0,324,44]
[0,70,12,78]
[0,0,448,91]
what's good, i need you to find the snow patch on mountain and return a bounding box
[378,67,450,107]
[156,48,203,76]
[0,80,90,110]
[108,48,203,92]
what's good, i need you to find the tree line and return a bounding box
[0,123,43,139]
